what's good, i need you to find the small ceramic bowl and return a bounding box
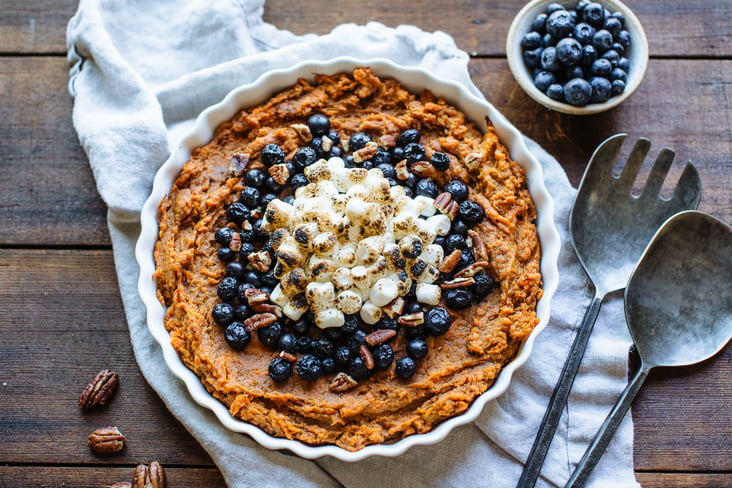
[506,0,648,115]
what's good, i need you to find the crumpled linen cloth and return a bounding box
[66,1,640,487]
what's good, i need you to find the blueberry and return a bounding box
[347,356,372,381]
[311,336,334,359]
[546,83,565,101]
[430,151,451,171]
[458,200,485,224]
[617,57,630,72]
[472,272,495,297]
[545,10,575,38]
[342,314,359,334]
[612,42,625,54]
[576,0,591,12]
[257,321,283,350]
[349,132,372,151]
[582,2,606,27]
[395,356,417,379]
[545,3,565,15]
[212,302,236,326]
[345,329,367,354]
[291,317,309,335]
[372,148,392,166]
[264,176,284,193]
[592,29,613,53]
[531,13,548,34]
[214,227,235,246]
[556,38,582,66]
[260,270,278,289]
[372,343,395,370]
[226,202,250,224]
[415,178,439,198]
[563,77,593,106]
[573,22,596,45]
[445,233,467,253]
[611,11,626,26]
[591,58,613,77]
[321,357,337,375]
[565,65,585,80]
[521,31,543,50]
[616,29,631,48]
[307,113,330,136]
[377,163,396,179]
[234,304,250,321]
[406,338,428,359]
[424,306,453,336]
[309,137,326,158]
[238,242,255,260]
[405,324,427,340]
[581,44,598,68]
[290,173,309,191]
[235,282,254,303]
[296,335,312,353]
[224,321,251,350]
[443,179,469,202]
[324,326,344,342]
[457,248,475,271]
[609,67,627,83]
[225,261,246,280]
[523,47,544,70]
[293,146,318,169]
[244,168,267,188]
[268,357,292,382]
[397,128,421,147]
[260,144,285,167]
[611,79,627,96]
[542,33,558,48]
[445,288,474,310]
[540,46,560,71]
[260,193,277,209]
[403,300,423,315]
[533,70,557,92]
[377,316,400,332]
[217,276,239,301]
[601,49,620,66]
[404,142,427,163]
[277,333,297,354]
[239,186,261,209]
[603,16,622,36]
[450,218,469,236]
[334,345,352,366]
[296,354,322,382]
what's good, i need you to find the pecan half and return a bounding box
[250,302,282,317]
[88,426,125,454]
[433,192,453,214]
[453,261,490,278]
[409,161,432,176]
[79,369,119,409]
[329,372,359,392]
[132,464,149,488]
[438,249,463,274]
[108,483,132,488]
[243,288,270,305]
[398,312,425,327]
[149,461,166,488]
[440,276,476,289]
[468,229,488,262]
[382,297,405,319]
[243,312,277,331]
[359,345,375,370]
[365,329,397,346]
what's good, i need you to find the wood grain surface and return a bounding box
[0,1,729,487]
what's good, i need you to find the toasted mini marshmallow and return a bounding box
[305,281,336,313]
[335,244,357,267]
[308,255,338,282]
[269,284,289,308]
[275,236,306,268]
[334,290,363,315]
[314,308,345,329]
[356,235,385,265]
[279,268,308,296]
[415,263,440,283]
[393,270,413,296]
[345,197,370,222]
[369,277,399,307]
[268,228,290,252]
[427,214,452,236]
[415,283,442,305]
[282,294,308,321]
[414,195,436,217]
[414,218,437,245]
[365,255,388,283]
[292,222,318,253]
[332,267,353,291]
[312,232,338,255]
[359,300,382,325]
[399,234,423,259]
[303,159,331,182]
[350,265,371,290]
[261,199,294,231]
[421,243,445,268]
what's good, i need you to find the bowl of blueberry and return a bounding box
[506,0,648,114]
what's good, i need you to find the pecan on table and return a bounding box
[88,426,125,454]
[78,369,119,409]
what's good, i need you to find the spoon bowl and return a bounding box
[565,210,732,487]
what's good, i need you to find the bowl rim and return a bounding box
[135,56,561,461]
[506,0,649,115]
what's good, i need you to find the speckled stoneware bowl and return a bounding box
[506,0,648,115]
[135,57,561,461]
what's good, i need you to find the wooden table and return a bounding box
[1,1,729,486]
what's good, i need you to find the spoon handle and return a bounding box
[517,293,604,488]
[564,365,650,488]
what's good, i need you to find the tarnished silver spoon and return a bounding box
[565,210,732,487]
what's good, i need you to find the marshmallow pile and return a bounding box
[262,157,451,329]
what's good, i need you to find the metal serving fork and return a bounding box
[517,134,702,487]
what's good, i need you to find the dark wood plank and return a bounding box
[0,466,226,488]
[0,56,109,247]
[2,0,730,57]
[0,249,729,474]
[0,249,212,466]
[635,472,732,488]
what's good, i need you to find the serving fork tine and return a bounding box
[517,134,702,488]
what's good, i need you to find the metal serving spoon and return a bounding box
[565,210,732,487]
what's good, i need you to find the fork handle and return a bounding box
[517,293,604,488]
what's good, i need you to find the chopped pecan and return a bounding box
[352,141,379,163]
[291,123,311,141]
[454,261,490,278]
[228,232,242,252]
[438,249,463,274]
[148,461,166,488]
[243,312,277,331]
[329,372,359,392]
[409,161,431,176]
[279,351,297,363]
[244,288,270,305]
[381,297,405,319]
[359,345,375,370]
[398,312,425,327]
[229,153,250,175]
[88,426,125,454]
[321,135,334,152]
[78,369,119,409]
[378,134,396,148]
[468,229,488,262]
[439,276,476,289]
[394,159,410,180]
[247,250,272,273]
[268,163,290,186]
[464,152,482,170]
[365,329,397,346]
[251,302,282,317]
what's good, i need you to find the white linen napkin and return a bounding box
[66,1,640,487]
